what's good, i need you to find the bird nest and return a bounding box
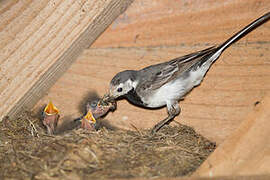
[0,111,216,179]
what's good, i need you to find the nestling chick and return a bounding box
[78,95,116,130]
[42,101,60,135]
[80,110,97,130]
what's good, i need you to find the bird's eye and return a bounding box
[90,100,98,108]
[117,87,123,92]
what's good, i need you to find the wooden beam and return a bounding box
[92,0,270,48]
[0,0,134,120]
[195,93,270,177]
[122,175,270,180]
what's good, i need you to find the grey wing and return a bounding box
[136,46,217,95]
[138,62,178,91]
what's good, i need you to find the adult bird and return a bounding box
[105,12,270,134]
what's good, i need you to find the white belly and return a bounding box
[144,66,210,108]
[143,50,222,108]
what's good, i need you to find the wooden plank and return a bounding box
[195,93,270,177]
[0,0,134,120]
[92,0,270,48]
[124,175,270,180]
[34,42,270,144]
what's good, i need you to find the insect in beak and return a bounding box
[99,93,117,111]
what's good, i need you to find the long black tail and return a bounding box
[218,12,270,52]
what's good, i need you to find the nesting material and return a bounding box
[0,111,215,179]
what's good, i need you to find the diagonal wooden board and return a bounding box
[0,0,134,120]
[34,43,270,144]
[195,93,270,177]
[121,175,270,180]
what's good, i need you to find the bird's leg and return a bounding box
[151,101,181,134]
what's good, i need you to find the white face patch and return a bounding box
[111,79,138,98]
[124,79,139,90]
[131,79,138,88]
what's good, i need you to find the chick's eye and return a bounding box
[117,87,123,92]
[90,100,98,107]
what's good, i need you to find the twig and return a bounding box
[85,148,99,163]
[130,123,143,136]
[156,145,202,155]
[27,119,39,138]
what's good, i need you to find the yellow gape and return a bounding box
[83,111,96,124]
[44,101,59,115]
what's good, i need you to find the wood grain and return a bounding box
[0,0,134,120]
[195,93,270,177]
[35,42,270,144]
[92,0,270,48]
[128,175,270,180]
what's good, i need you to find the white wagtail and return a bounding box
[104,12,270,134]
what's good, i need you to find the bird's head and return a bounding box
[109,70,138,99]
